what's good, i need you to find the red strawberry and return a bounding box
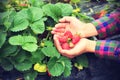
[61,43,70,50]
[64,30,73,39]
[58,36,68,43]
[72,34,80,44]
[47,71,51,76]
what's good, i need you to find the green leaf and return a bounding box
[41,46,60,58]
[31,48,45,63]
[55,3,73,16]
[24,70,38,80]
[14,60,33,71]
[11,19,29,32]
[0,43,18,57]
[14,50,27,63]
[0,31,6,48]
[42,4,62,22]
[16,9,28,19]
[30,19,45,34]
[22,43,38,52]
[9,35,37,45]
[27,7,43,22]
[23,36,37,43]
[0,58,13,71]
[63,66,71,77]
[1,10,16,30]
[44,40,53,47]
[76,55,88,68]
[58,56,72,77]
[9,35,38,52]
[28,0,45,7]
[47,57,65,76]
[9,35,24,45]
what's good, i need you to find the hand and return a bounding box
[53,34,96,58]
[51,16,98,38]
[51,16,86,37]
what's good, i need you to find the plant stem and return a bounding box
[46,31,51,40]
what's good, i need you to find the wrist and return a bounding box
[85,39,96,53]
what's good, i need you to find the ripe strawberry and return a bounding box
[64,30,73,39]
[58,36,68,43]
[61,43,70,50]
[47,71,51,76]
[72,34,80,44]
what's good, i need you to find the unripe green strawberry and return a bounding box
[61,43,70,50]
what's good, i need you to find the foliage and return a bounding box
[0,0,95,79]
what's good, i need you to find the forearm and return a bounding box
[95,40,120,59]
[92,8,120,39]
[81,8,120,39]
[85,39,120,59]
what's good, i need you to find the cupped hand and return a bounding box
[51,16,87,38]
[53,34,89,58]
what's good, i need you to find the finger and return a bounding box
[59,16,76,23]
[53,35,63,52]
[52,28,65,33]
[51,28,65,35]
[54,23,69,29]
[60,50,75,58]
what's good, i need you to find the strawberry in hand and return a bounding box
[61,42,70,50]
[59,36,68,43]
[58,30,81,50]
[64,30,73,39]
[72,34,80,44]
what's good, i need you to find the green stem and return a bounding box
[46,31,51,40]
[75,3,78,8]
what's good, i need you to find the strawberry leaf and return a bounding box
[0,43,18,57]
[14,60,33,71]
[23,70,38,80]
[42,4,62,22]
[30,19,45,34]
[0,58,14,71]
[44,40,54,47]
[27,7,43,22]
[10,10,29,32]
[22,43,38,52]
[0,31,6,48]
[9,35,24,45]
[47,57,65,76]
[31,48,45,63]
[55,3,73,16]
[41,46,60,58]
[75,54,88,68]
[58,56,72,77]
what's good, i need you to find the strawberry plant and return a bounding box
[0,0,92,79]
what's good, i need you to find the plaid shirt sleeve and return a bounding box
[95,40,120,59]
[92,8,120,39]
[92,8,120,58]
